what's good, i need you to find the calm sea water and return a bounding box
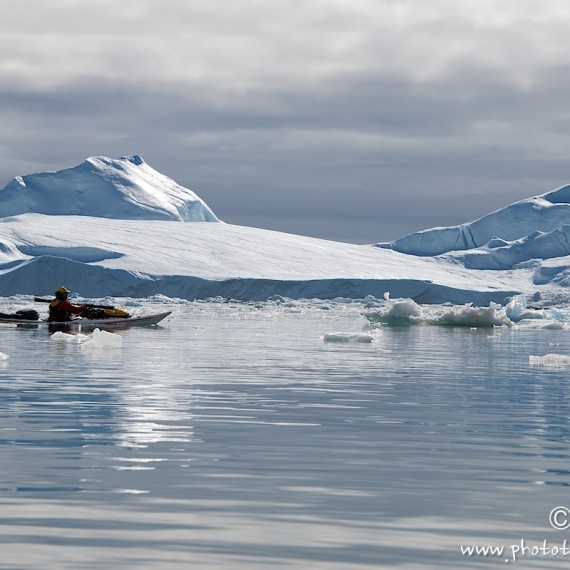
[1,299,570,569]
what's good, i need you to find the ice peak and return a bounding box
[0,155,220,222]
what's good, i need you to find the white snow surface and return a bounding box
[440,226,570,270]
[0,213,522,303]
[0,155,219,222]
[378,185,570,257]
[1,155,570,304]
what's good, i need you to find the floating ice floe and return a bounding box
[81,328,123,349]
[434,304,513,327]
[529,354,570,366]
[0,352,9,360]
[50,331,89,342]
[323,332,377,343]
[540,322,566,330]
[364,298,513,328]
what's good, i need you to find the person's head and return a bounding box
[55,285,70,300]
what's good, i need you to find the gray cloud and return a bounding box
[1,0,570,242]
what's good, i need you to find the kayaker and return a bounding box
[48,286,86,322]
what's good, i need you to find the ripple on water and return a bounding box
[0,300,569,568]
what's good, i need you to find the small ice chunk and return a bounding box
[51,331,88,342]
[505,295,527,321]
[323,332,377,343]
[388,300,422,320]
[364,298,423,325]
[541,322,565,330]
[548,309,568,322]
[51,331,71,341]
[0,352,9,360]
[81,328,123,349]
[529,353,570,366]
[433,303,512,327]
[366,299,512,327]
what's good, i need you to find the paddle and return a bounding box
[34,297,115,310]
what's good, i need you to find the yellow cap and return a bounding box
[56,286,71,294]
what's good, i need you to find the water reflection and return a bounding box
[1,302,570,568]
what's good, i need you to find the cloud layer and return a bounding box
[2,0,570,242]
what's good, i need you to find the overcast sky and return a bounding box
[2,0,570,243]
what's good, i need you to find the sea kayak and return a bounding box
[0,311,172,328]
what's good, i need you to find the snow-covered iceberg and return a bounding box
[440,226,570,270]
[375,182,570,297]
[0,154,567,305]
[0,213,520,304]
[377,185,570,256]
[0,155,219,222]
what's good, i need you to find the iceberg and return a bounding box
[440,226,570,271]
[0,213,521,304]
[378,186,570,257]
[0,155,569,305]
[374,182,570,300]
[0,155,219,222]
